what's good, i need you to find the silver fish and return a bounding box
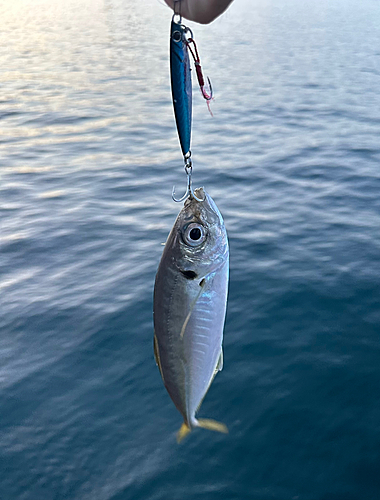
[153,188,229,442]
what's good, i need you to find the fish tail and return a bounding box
[176,418,228,443]
[196,418,228,435]
[176,422,191,443]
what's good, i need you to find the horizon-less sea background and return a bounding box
[1,0,380,499]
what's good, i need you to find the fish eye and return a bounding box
[182,223,206,247]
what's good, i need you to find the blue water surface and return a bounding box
[1,0,380,499]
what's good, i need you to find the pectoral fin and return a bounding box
[180,278,206,339]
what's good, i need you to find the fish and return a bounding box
[153,188,229,442]
[170,17,192,158]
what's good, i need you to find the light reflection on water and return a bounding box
[1,0,380,499]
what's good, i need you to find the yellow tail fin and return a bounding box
[177,423,191,443]
[197,419,228,434]
[176,419,228,443]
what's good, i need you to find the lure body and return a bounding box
[170,18,192,157]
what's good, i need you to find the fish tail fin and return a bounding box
[176,419,228,443]
[196,418,228,435]
[176,422,191,443]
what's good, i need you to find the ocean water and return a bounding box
[1,0,380,498]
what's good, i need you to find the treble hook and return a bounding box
[172,155,204,203]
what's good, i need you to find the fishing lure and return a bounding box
[170,17,192,160]
[170,11,213,202]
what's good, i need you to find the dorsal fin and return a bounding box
[215,348,223,373]
[196,348,224,413]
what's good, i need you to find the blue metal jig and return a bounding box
[170,15,192,158]
[170,7,210,203]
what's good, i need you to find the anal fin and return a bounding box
[153,335,165,382]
